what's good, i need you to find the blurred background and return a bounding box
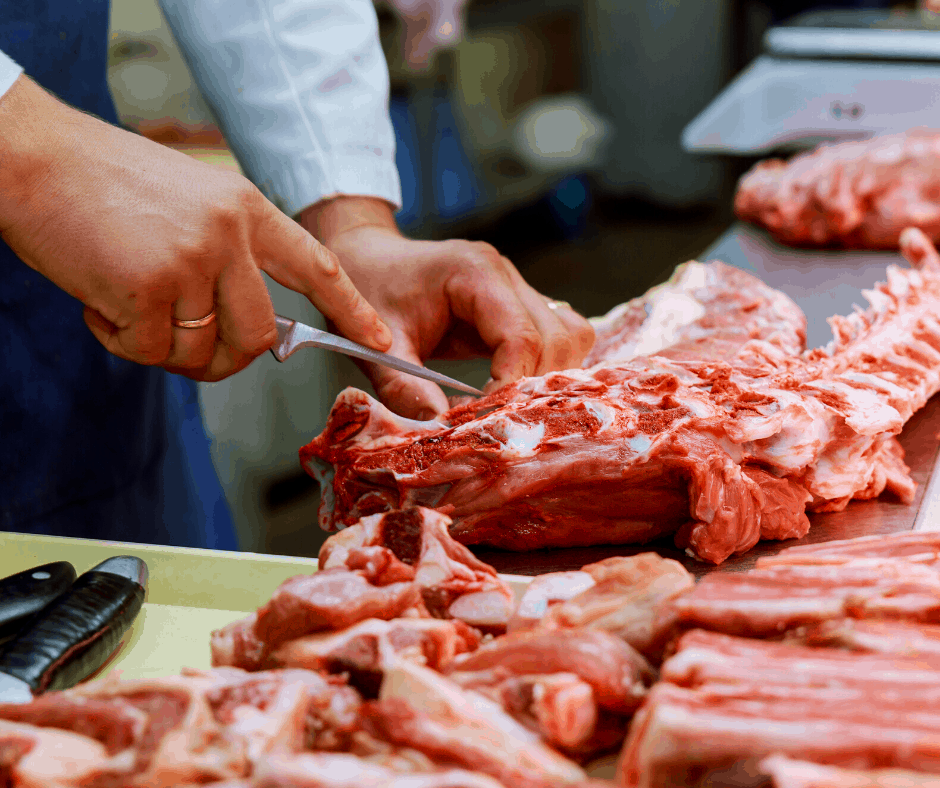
[107,0,918,557]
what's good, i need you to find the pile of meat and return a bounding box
[303,228,940,564]
[0,506,693,788]
[621,529,940,788]
[735,130,940,249]
[8,510,940,787]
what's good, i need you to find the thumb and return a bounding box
[360,333,450,420]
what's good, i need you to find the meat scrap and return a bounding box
[319,507,515,633]
[510,554,693,662]
[757,530,940,568]
[735,131,940,249]
[760,754,940,788]
[304,229,940,563]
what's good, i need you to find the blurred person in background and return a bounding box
[0,0,593,551]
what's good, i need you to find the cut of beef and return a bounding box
[303,229,940,563]
[757,531,940,567]
[787,618,940,657]
[319,508,515,632]
[759,755,940,788]
[735,131,940,248]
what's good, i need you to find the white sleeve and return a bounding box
[157,0,402,217]
[0,49,23,101]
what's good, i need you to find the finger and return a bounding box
[359,322,450,420]
[214,256,278,359]
[444,258,544,387]
[254,203,392,350]
[82,303,173,366]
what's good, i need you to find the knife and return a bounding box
[0,556,148,703]
[271,315,484,397]
[0,562,77,645]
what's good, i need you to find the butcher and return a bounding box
[0,0,594,550]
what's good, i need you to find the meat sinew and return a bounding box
[735,131,940,248]
[303,228,940,563]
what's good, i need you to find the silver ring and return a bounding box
[172,311,217,329]
[547,300,571,311]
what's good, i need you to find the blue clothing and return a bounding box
[0,0,237,550]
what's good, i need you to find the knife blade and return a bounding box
[271,315,484,397]
[0,562,76,645]
[0,556,148,703]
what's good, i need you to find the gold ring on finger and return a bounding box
[172,311,217,329]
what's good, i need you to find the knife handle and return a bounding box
[0,566,145,693]
[0,562,76,644]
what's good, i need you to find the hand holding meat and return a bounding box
[301,197,595,418]
[735,131,940,248]
[0,75,391,381]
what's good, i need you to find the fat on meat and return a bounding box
[509,554,693,662]
[319,507,515,632]
[735,130,940,248]
[669,557,940,638]
[757,530,940,567]
[303,228,940,563]
[788,618,940,657]
[759,755,940,788]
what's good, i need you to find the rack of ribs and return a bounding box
[735,130,940,249]
[302,228,940,564]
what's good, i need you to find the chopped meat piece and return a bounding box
[320,508,515,632]
[211,568,422,670]
[449,628,655,715]
[376,659,586,787]
[758,531,940,567]
[0,719,115,788]
[512,555,693,662]
[448,669,599,752]
[250,751,509,788]
[303,229,940,562]
[670,559,940,638]
[266,617,479,696]
[735,131,940,249]
[759,754,940,788]
[787,618,940,657]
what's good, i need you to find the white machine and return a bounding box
[686,9,940,348]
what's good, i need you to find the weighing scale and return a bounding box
[684,9,940,348]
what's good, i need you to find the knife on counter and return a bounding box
[271,314,485,397]
[0,556,148,703]
[0,561,77,645]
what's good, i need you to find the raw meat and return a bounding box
[788,618,940,657]
[319,508,515,632]
[374,659,588,788]
[735,131,940,248]
[669,558,940,638]
[509,554,693,661]
[618,630,940,788]
[303,228,940,563]
[760,755,940,788]
[757,530,940,567]
[448,628,655,715]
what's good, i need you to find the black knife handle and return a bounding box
[0,562,76,643]
[0,571,145,693]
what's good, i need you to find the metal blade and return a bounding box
[271,316,484,397]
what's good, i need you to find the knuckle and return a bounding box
[517,327,545,362]
[312,240,341,280]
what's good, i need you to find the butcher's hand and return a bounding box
[300,197,595,419]
[0,76,390,381]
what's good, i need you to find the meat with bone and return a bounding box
[787,618,940,657]
[303,228,940,563]
[372,659,588,788]
[319,508,515,632]
[669,558,940,638]
[757,530,940,567]
[735,131,940,248]
[509,555,693,662]
[618,631,940,788]
[759,755,940,788]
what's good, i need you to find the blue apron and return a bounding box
[0,0,237,551]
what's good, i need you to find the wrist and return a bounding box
[298,196,400,248]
